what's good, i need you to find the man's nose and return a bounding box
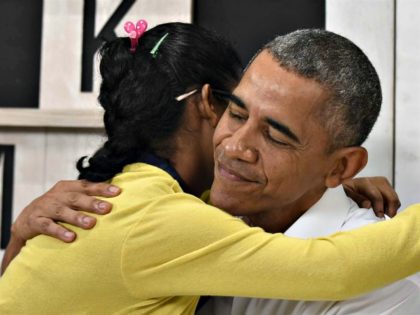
[223,124,258,163]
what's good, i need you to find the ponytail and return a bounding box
[77,23,242,182]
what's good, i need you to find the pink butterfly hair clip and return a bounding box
[124,20,148,53]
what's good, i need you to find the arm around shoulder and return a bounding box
[121,200,420,301]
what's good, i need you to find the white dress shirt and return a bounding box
[198,186,420,315]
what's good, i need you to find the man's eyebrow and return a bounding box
[266,118,301,144]
[212,89,246,108]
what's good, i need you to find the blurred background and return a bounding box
[0,0,419,260]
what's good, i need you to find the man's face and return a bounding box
[210,51,335,219]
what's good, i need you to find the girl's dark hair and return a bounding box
[77,22,242,182]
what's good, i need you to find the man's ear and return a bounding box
[325,147,368,188]
[197,84,220,128]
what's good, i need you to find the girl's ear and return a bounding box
[198,84,220,128]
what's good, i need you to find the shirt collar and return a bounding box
[138,152,191,193]
[284,186,355,238]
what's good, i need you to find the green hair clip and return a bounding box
[150,33,169,58]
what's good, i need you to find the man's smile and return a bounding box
[217,162,258,183]
[215,148,264,185]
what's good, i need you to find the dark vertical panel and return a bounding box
[392,0,397,186]
[81,0,136,92]
[194,0,325,65]
[0,0,43,108]
[0,145,14,249]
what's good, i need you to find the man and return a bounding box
[200,29,420,314]
[2,29,419,314]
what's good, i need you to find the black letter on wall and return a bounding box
[0,145,15,249]
[0,0,43,108]
[81,0,136,92]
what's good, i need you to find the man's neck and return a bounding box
[245,187,327,233]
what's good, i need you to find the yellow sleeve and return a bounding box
[121,193,420,301]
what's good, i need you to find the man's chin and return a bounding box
[209,189,250,216]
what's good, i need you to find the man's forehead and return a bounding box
[236,50,329,114]
[232,50,332,146]
[238,51,282,94]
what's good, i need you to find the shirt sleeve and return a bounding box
[121,193,420,301]
[329,279,420,315]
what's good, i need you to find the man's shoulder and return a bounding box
[340,200,385,232]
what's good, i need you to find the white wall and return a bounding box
[327,0,420,209]
[326,0,395,180]
[395,0,420,209]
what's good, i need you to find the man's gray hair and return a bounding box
[262,29,382,150]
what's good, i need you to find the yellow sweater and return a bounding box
[1,163,420,314]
